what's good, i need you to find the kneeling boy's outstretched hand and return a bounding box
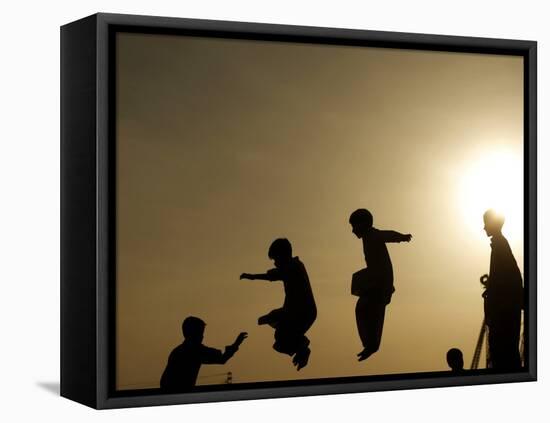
[234,332,248,347]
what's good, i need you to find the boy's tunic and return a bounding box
[362,228,398,304]
[266,256,317,326]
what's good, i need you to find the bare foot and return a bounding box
[294,347,311,370]
[357,348,373,362]
[258,315,270,325]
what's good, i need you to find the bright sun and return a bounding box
[458,149,523,243]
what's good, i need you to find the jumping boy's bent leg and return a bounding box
[273,317,313,370]
[291,316,315,369]
[292,336,311,370]
[258,308,284,327]
[272,313,299,356]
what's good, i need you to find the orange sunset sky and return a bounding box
[115,32,524,390]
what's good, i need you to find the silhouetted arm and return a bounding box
[202,332,248,364]
[221,332,248,363]
[240,273,271,281]
[240,268,282,281]
[378,230,412,243]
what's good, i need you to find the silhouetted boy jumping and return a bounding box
[241,238,317,370]
[160,316,247,392]
[349,208,412,361]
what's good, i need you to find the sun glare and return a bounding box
[458,149,523,242]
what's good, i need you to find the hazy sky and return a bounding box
[115,32,524,390]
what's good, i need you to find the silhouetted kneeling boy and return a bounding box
[241,238,317,370]
[160,316,247,392]
[349,209,412,362]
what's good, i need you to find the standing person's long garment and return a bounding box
[485,234,523,370]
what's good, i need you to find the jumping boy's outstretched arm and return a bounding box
[240,272,271,281]
[240,269,282,281]
[378,230,412,243]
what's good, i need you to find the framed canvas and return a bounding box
[60,13,537,409]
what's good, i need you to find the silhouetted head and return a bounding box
[349,209,373,239]
[268,238,293,268]
[446,348,464,371]
[181,316,206,343]
[483,209,505,237]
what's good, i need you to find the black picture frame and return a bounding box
[60,12,537,409]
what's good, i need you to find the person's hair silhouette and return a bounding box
[241,238,317,370]
[446,348,464,372]
[349,208,412,362]
[480,209,523,370]
[350,208,374,229]
[182,316,206,342]
[483,209,505,233]
[160,316,247,392]
[269,238,292,262]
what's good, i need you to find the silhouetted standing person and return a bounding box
[160,316,247,392]
[349,209,412,361]
[446,348,465,372]
[241,238,317,370]
[481,209,523,371]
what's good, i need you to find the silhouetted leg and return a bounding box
[293,341,311,370]
[356,296,386,361]
[273,330,297,356]
[293,314,316,370]
[259,308,284,328]
[273,316,314,370]
[356,296,369,348]
[273,325,308,354]
[488,311,521,371]
[273,313,301,356]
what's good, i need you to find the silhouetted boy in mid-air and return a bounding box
[160,316,247,392]
[480,209,523,371]
[241,238,317,370]
[349,208,412,362]
[446,348,465,372]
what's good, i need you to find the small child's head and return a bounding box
[268,238,293,268]
[182,316,206,343]
[349,208,373,239]
[446,348,464,371]
[483,209,505,237]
